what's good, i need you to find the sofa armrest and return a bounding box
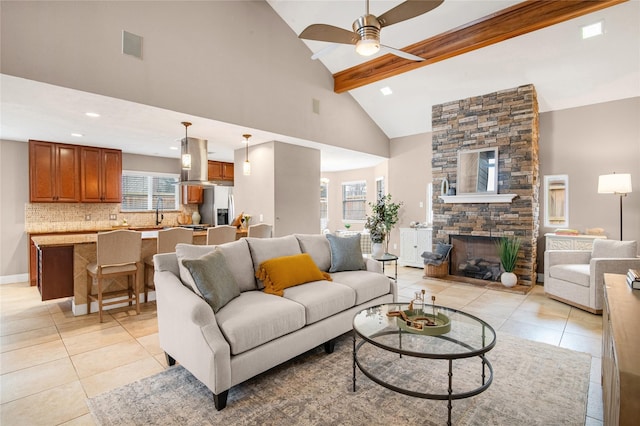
[155,270,232,395]
[545,250,591,268]
[365,257,383,273]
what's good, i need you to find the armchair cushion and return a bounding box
[592,239,637,258]
[548,264,590,287]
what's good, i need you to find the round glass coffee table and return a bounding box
[352,303,496,426]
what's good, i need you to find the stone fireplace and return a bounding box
[431,85,539,286]
[450,235,502,281]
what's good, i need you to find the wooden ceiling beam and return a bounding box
[333,0,627,93]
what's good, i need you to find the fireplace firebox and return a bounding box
[450,235,502,281]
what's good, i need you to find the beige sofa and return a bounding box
[544,239,639,314]
[153,234,396,409]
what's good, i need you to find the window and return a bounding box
[342,181,367,221]
[121,171,180,212]
[320,178,329,231]
[376,177,385,200]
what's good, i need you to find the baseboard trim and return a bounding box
[0,273,29,285]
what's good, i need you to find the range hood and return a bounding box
[179,136,213,186]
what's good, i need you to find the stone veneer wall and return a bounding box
[431,85,540,286]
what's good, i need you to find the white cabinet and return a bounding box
[399,228,432,268]
[545,233,606,251]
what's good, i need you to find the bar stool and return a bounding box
[248,223,272,238]
[87,230,142,322]
[206,225,237,245]
[144,227,193,302]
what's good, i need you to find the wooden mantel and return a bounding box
[333,0,627,93]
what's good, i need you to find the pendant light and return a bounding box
[181,121,192,170]
[242,134,251,176]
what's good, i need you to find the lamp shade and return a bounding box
[598,173,632,194]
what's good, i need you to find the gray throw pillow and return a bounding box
[326,233,366,273]
[181,249,240,313]
[435,242,453,259]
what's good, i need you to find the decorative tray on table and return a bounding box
[388,309,451,336]
[387,292,451,336]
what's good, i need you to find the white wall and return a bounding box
[0,0,389,157]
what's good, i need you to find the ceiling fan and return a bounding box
[298,0,444,61]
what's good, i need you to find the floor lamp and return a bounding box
[598,173,633,240]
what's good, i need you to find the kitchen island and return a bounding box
[31,229,208,315]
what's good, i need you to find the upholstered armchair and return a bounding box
[544,239,640,314]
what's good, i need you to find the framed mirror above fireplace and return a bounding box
[457,147,498,194]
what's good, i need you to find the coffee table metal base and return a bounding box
[352,330,494,426]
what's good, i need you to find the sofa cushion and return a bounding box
[592,239,637,258]
[549,264,591,287]
[176,240,257,293]
[283,281,356,324]
[246,235,302,289]
[330,270,391,304]
[295,234,331,272]
[181,249,240,313]
[256,253,332,297]
[215,291,306,355]
[326,233,366,273]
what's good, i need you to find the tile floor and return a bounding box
[1,266,603,425]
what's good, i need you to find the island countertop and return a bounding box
[31,229,209,248]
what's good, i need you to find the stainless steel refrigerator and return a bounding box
[199,186,234,227]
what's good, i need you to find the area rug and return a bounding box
[88,333,591,425]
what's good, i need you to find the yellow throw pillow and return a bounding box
[256,253,332,296]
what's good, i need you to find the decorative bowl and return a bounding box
[395,309,451,336]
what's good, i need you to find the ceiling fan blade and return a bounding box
[378,0,444,28]
[299,24,358,45]
[311,44,340,60]
[380,45,425,61]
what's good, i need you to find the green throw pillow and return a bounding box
[326,233,366,273]
[182,249,241,313]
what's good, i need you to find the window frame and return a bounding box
[121,170,180,212]
[341,180,367,222]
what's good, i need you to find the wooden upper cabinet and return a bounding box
[222,162,234,181]
[29,140,80,202]
[80,147,122,202]
[208,161,234,182]
[182,186,203,204]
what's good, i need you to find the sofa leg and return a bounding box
[165,352,176,366]
[323,338,336,354]
[213,390,228,410]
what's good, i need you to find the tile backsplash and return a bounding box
[25,203,197,233]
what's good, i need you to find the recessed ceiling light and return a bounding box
[582,21,603,39]
[170,146,178,150]
[71,133,83,137]
[380,86,393,96]
[85,112,100,118]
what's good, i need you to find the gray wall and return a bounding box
[0,0,389,157]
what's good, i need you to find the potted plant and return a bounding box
[365,194,403,257]
[496,235,521,287]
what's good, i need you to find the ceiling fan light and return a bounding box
[356,39,380,56]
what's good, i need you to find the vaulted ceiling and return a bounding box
[1,0,638,171]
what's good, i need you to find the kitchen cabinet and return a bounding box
[35,244,74,301]
[602,274,640,425]
[208,161,234,182]
[80,147,122,202]
[399,227,433,268]
[29,140,80,202]
[182,185,203,204]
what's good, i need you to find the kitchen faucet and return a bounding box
[155,196,164,226]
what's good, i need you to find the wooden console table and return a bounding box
[602,273,640,425]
